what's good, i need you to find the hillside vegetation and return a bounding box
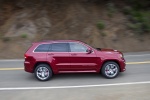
[0,0,150,58]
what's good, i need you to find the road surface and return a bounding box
[0,52,150,100]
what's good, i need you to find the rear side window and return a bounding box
[34,44,50,52]
[49,43,69,52]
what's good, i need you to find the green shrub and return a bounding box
[21,34,28,38]
[123,6,132,15]
[127,23,146,35]
[125,7,150,34]
[107,12,113,18]
[97,21,105,30]
[126,0,150,10]
[106,2,117,17]
[143,23,150,32]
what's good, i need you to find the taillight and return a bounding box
[24,54,28,59]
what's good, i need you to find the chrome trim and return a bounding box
[68,42,95,53]
[33,43,51,53]
[24,61,30,64]
[105,64,118,77]
[32,42,95,53]
[36,66,50,80]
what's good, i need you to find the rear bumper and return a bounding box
[24,61,33,73]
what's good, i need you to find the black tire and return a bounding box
[101,61,120,79]
[34,64,53,81]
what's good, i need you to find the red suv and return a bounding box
[24,40,126,81]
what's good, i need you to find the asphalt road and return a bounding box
[0,52,150,100]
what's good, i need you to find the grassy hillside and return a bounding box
[0,0,150,58]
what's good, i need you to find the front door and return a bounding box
[69,42,98,72]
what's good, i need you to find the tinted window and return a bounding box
[34,44,50,52]
[50,43,69,52]
[69,43,87,52]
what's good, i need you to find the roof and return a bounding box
[33,40,81,44]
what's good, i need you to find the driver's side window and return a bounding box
[69,42,88,52]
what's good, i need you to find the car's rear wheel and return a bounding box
[101,61,120,79]
[34,64,52,81]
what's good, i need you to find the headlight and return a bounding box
[119,54,124,59]
[120,54,123,58]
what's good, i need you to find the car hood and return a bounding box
[96,48,121,54]
[101,48,116,51]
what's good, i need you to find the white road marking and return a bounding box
[0,60,150,71]
[125,54,150,57]
[0,59,24,62]
[0,68,23,70]
[126,61,150,64]
[0,81,150,91]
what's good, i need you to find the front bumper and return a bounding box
[120,59,126,72]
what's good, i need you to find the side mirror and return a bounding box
[86,48,92,54]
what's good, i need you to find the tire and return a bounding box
[101,61,120,79]
[34,64,53,81]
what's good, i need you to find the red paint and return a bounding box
[24,40,126,74]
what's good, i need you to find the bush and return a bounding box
[97,21,105,30]
[143,22,150,32]
[127,23,143,34]
[126,0,150,10]
[123,6,132,15]
[125,7,150,34]
[21,34,28,38]
[106,2,117,18]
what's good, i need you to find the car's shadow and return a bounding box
[53,73,102,79]
[25,72,126,82]
[51,72,125,81]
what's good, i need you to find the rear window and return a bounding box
[34,44,50,52]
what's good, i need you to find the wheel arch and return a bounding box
[33,61,53,73]
[100,60,121,72]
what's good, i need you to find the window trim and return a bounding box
[33,43,51,53]
[33,42,95,53]
[69,42,91,53]
[48,42,69,52]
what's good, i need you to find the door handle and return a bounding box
[48,53,54,55]
[71,53,77,56]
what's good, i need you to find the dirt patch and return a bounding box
[0,0,150,58]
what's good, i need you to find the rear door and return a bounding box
[47,43,70,72]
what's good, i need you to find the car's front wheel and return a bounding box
[101,61,120,79]
[34,64,52,81]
